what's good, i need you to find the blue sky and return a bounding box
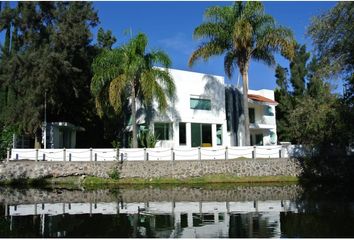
[1,1,337,91]
[92,1,337,90]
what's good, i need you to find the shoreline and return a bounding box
[0,174,299,189]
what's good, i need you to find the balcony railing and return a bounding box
[250,116,276,128]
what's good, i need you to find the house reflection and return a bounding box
[4,200,298,238]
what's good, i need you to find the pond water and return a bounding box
[0,184,354,238]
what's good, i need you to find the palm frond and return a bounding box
[224,51,238,79]
[108,74,127,113]
[189,40,226,66]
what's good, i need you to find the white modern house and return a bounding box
[143,68,278,148]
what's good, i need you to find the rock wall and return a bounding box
[0,185,302,205]
[0,158,302,181]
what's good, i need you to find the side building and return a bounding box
[144,68,278,148]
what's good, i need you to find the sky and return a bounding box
[1,1,337,91]
[91,1,337,91]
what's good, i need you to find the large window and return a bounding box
[249,108,255,123]
[179,122,186,145]
[191,123,212,147]
[154,123,170,140]
[190,98,211,110]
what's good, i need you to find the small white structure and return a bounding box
[143,69,278,148]
[44,122,84,149]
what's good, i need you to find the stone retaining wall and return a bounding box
[0,158,302,181]
[0,185,302,205]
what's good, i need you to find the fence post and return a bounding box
[69,153,71,161]
[63,148,66,162]
[279,148,282,158]
[95,153,97,161]
[6,148,10,162]
[225,146,228,161]
[43,153,46,161]
[198,147,201,161]
[253,146,256,159]
[120,153,124,163]
[35,148,38,162]
[144,148,147,161]
[171,147,174,161]
[90,148,93,161]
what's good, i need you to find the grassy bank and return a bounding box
[0,174,298,189]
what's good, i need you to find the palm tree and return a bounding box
[189,2,295,146]
[91,33,175,148]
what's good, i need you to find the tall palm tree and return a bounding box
[189,2,295,146]
[91,33,175,148]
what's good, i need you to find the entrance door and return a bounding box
[191,123,212,147]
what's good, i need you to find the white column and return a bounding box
[174,212,181,228]
[214,211,219,223]
[186,122,192,148]
[212,124,217,147]
[187,212,193,228]
[174,122,179,147]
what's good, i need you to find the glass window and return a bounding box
[255,134,263,146]
[202,124,212,147]
[216,124,222,145]
[191,123,201,147]
[190,98,211,110]
[264,106,274,116]
[154,123,170,140]
[179,122,186,145]
[249,108,255,123]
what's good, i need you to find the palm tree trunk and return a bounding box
[131,84,138,148]
[241,69,251,146]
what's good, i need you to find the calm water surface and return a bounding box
[0,184,354,238]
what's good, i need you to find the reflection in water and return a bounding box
[0,185,354,237]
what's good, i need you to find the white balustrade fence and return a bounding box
[7,145,305,162]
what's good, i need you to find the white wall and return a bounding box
[152,69,228,148]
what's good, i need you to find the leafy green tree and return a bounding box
[290,44,310,96]
[0,2,102,148]
[308,1,354,149]
[91,33,175,148]
[274,65,293,142]
[188,1,295,145]
[308,1,354,103]
[97,27,117,50]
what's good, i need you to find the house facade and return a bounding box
[148,69,278,148]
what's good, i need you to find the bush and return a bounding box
[108,168,120,180]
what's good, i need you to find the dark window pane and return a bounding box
[154,123,169,140]
[179,123,186,145]
[249,108,255,123]
[191,123,201,147]
[202,124,212,147]
[256,134,263,146]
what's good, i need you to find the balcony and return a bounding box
[250,116,276,129]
